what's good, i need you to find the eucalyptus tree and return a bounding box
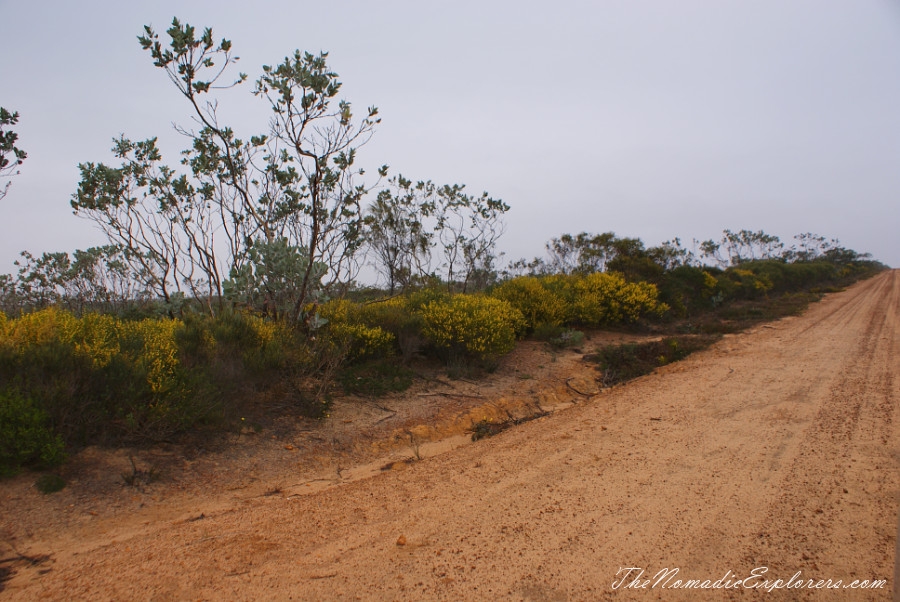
[432,184,509,292]
[363,175,509,294]
[545,232,619,274]
[73,137,194,307]
[72,18,384,318]
[647,238,695,270]
[700,229,784,267]
[364,175,436,294]
[785,233,838,262]
[0,107,27,201]
[9,246,148,313]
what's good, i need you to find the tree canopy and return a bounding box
[0,107,27,201]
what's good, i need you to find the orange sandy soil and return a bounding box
[1,271,898,601]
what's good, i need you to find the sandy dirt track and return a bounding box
[5,270,900,601]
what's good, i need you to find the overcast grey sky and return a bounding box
[1,0,899,274]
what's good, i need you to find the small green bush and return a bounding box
[178,310,298,374]
[338,358,415,397]
[721,268,773,299]
[0,388,66,477]
[35,473,66,494]
[550,329,585,350]
[0,308,332,451]
[586,335,719,386]
[656,265,721,317]
[532,324,585,349]
[176,310,334,421]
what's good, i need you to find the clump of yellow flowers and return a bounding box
[420,294,525,363]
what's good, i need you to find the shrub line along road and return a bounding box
[7,271,899,600]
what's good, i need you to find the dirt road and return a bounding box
[5,271,899,600]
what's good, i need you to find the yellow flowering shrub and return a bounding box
[491,277,567,331]
[420,294,525,364]
[70,313,121,369]
[0,307,77,350]
[328,322,395,362]
[359,297,425,362]
[543,272,667,326]
[239,313,296,370]
[319,298,397,362]
[0,309,203,443]
[0,307,342,453]
[245,313,280,345]
[318,298,355,324]
[356,296,412,329]
[118,319,182,395]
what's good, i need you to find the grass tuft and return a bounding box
[121,456,160,489]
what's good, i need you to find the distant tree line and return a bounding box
[508,228,872,278]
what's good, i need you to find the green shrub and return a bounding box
[0,305,382,455]
[586,335,719,386]
[0,308,310,447]
[175,310,335,421]
[405,287,451,312]
[724,259,872,296]
[533,326,585,350]
[656,265,721,317]
[419,294,525,368]
[338,358,415,397]
[35,473,67,493]
[179,310,299,375]
[0,388,66,477]
[721,268,773,299]
[554,329,585,349]
[532,323,565,342]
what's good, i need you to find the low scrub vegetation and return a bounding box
[493,272,666,331]
[0,231,885,476]
[532,325,586,350]
[338,359,415,398]
[587,335,721,387]
[0,308,331,474]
